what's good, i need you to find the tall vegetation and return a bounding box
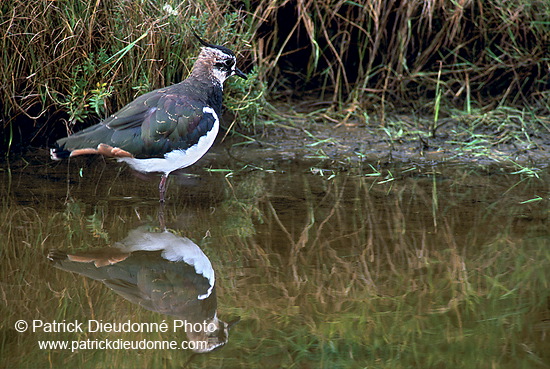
[0,0,548,151]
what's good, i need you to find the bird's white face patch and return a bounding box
[211,55,237,86]
[212,68,228,86]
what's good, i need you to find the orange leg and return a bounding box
[159,174,168,203]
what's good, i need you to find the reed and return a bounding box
[0,0,548,152]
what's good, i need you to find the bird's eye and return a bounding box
[215,59,235,71]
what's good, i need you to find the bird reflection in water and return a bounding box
[47,225,238,353]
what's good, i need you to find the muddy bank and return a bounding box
[225,120,550,170]
[8,117,549,173]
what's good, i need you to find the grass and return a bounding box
[0,0,548,155]
[1,155,549,368]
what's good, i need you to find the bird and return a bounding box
[50,33,247,202]
[47,226,239,353]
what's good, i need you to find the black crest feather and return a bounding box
[192,32,235,57]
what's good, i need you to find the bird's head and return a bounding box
[192,33,247,86]
[186,316,241,353]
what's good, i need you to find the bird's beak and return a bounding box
[227,316,241,329]
[234,68,247,80]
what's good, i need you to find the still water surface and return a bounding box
[1,148,549,368]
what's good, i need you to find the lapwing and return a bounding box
[50,34,247,202]
[48,226,239,353]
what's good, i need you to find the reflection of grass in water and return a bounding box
[1,165,549,368]
[0,196,194,368]
[212,172,549,368]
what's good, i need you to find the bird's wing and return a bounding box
[53,82,219,158]
[142,93,214,145]
[103,89,164,131]
[105,91,217,156]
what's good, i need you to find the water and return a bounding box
[1,147,549,368]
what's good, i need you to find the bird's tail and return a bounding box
[47,249,68,262]
[50,143,71,160]
[49,124,134,160]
